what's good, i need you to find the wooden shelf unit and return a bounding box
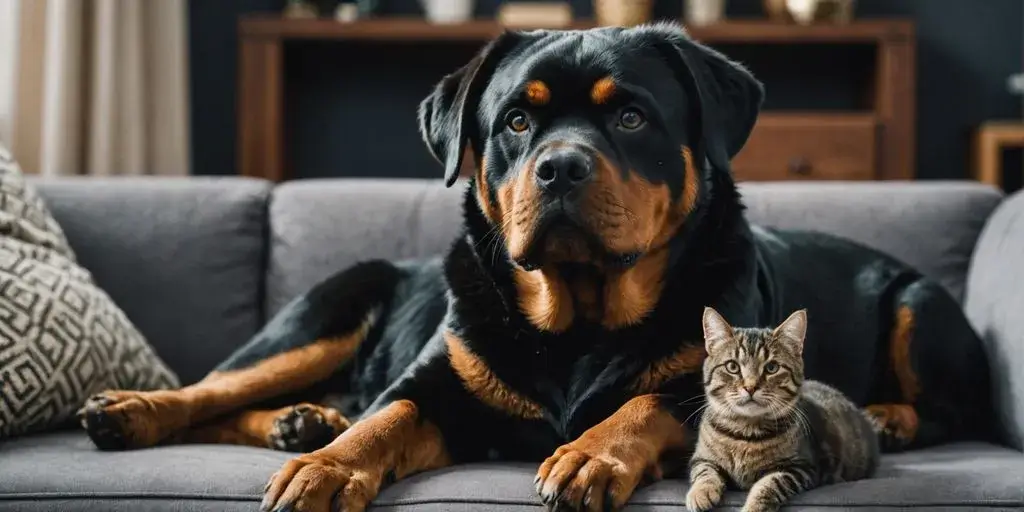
[238,16,915,182]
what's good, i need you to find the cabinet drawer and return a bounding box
[731,114,878,181]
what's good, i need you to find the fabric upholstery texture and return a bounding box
[2,177,1018,510]
[741,181,1003,303]
[966,188,1024,451]
[1,431,1021,511]
[266,179,463,316]
[32,177,272,384]
[0,147,177,438]
[267,179,1001,312]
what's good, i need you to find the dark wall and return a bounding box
[189,0,280,176]
[189,0,1022,183]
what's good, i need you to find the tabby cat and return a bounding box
[685,307,879,512]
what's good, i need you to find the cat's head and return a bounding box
[701,307,807,419]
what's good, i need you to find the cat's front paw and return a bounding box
[685,480,723,512]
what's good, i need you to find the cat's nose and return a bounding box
[742,385,758,395]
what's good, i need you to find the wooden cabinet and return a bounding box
[733,114,878,181]
[237,18,915,182]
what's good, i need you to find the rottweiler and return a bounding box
[79,22,993,512]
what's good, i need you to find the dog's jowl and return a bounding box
[79,23,993,512]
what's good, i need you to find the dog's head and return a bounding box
[419,23,763,271]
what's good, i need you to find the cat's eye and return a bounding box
[618,107,646,130]
[764,361,780,374]
[505,109,530,133]
[724,361,740,374]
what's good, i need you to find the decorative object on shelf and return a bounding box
[498,2,573,29]
[1009,73,1024,95]
[335,2,359,22]
[785,0,854,25]
[764,0,790,22]
[283,0,318,19]
[684,0,726,27]
[593,0,652,27]
[421,0,475,24]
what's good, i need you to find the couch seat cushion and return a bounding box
[1,432,1021,511]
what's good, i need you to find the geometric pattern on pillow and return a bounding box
[0,145,179,438]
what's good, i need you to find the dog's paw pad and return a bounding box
[268,404,347,453]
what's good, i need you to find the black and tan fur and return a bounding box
[686,308,879,512]
[77,22,992,512]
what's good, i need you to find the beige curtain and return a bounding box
[2,0,190,177]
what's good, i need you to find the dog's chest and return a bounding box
[522,345,644,437]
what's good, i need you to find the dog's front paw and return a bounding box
[534,444,644,512]
[77,390,185,450]
[261,454,380,512]
[267,403,350,452]
[685,479,723,512]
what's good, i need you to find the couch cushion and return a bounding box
[0,149,178,439]
[741,181,1002,303]
[268,179,1001,314]
[267,179,462,316]
[2,432,1020,511]
[32,177,271,385]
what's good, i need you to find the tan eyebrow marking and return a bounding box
[591,76,616,104]
[525,80,551,106]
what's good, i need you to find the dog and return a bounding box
[78,22,993,512]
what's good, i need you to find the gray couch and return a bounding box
[2,178,1023,511]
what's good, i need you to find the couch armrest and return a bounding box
[966,189,1024,450]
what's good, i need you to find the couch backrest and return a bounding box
[268,179,1003,316]
[267,179,464,316]
[33,177,1003,383]
[35,177,271,385]
[740,181,1002,302]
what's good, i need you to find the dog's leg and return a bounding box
[78,332,366,451]
[177,403,351,452]
[261,398,452,512]
[867,279,994,451]
[78,260,401,451]
[534,394,687,512]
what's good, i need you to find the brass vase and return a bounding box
[593,0,653,27]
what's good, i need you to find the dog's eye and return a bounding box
[764,361,779,374]
[724,361,740,374]
[505,110,530,133]
[618,108,646,130]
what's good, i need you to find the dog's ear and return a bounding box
[645,24,764,173]
[418,32,520,188]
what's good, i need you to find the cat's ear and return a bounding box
[703,307,733,353]
[773,309,807,355]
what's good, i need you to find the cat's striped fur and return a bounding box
[686,308,879,512]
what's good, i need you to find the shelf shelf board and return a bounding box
[756,112,878,127]
[239,16,913,44]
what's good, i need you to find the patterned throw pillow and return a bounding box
[0,145,179,438]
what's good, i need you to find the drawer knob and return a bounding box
[788,157,812,176]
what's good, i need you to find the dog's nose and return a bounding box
[535,148,593,195]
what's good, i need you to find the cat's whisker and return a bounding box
[684,402,711,426]
[678,394,708,405]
